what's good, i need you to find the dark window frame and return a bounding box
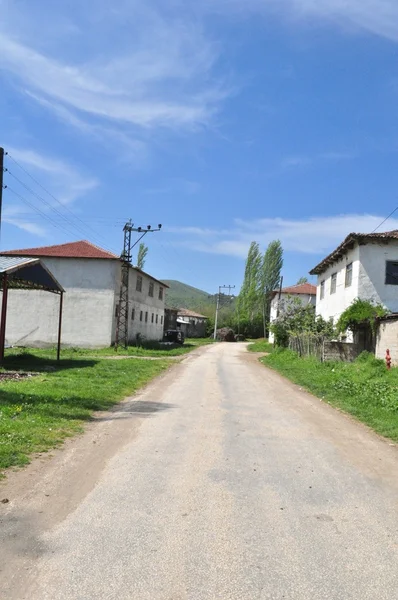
[136,276,143,292]
[385,261,398,285]
[145,311,148,323]
[345,263,353,288]
[131,308,135,321]
[151,313,154,323]
[149,282,154,297]
[320,280,325,300]
[140,311,143,322]
[156,314,158,324]
[330,273,337,295]
[159,287,164,300]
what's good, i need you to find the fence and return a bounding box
[288,334,325,361]
[289,334,363,362]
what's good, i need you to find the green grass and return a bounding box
[4,338,214,361]
[247,339,274,353]
[263,349,398,442]
[0,353,170,474]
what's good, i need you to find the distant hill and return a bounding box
[163,280,214,311]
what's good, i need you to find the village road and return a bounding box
[1,343,398,599]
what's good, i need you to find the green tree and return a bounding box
[261,240,284,337]
[137,243,148,270]
[270,297,335,347]
[296,276,308,285]
[237,241,262,330]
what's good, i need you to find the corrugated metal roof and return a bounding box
[0,256,64,293]
[0,256,36,273]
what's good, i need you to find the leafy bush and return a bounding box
[337,299,387,334]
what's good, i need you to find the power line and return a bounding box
[5,152,117,253]
[5,186,80,239]
[372,205,398,234]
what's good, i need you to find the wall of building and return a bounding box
[376,319,398,365]
[126,268,165,343]
[315,245,360,327]
[323,341,363,362]
[4,258,119,348]
[358,241,398,313]
[177,317,207,338]
[269,292,316,343]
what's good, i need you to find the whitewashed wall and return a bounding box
[4,257,119,348]
[269,292,316,343]
[315,245,360,325]
[125,268,165,343]
[358,241,398,312]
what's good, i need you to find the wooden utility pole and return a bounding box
[0,147,4,244]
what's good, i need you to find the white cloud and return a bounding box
[3,146,99,235]
[169,214,398,258]
[212,0,398,42]
[0,2,225,140]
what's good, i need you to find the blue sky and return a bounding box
[2,0,398,293]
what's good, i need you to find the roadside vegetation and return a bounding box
[261,349,398,442]
[4,338,214,362]
[247,339,274,353]
[0,353,170,475]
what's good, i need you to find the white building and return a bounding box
[310,230,398,329]
[1,241,168,348]
[269,283,316,343]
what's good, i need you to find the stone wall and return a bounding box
[376,318,398,365]
[323,342,363,362]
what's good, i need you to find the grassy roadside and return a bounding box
[4,338,215,361]
[260,349,398,442]
[0,354,170,475]
[247,339,274,353]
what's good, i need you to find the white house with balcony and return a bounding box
[269,283,317,343]
[309,230,398,337]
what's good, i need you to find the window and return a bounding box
[149,282,154,297]
[161,315,163,325]
[136,276,143,292]
[156,314,158,324]
[320,281,325,300]
[159,287,164,300]
[115,304,119,317]
[330,273,337,294]
[145,311,148,322]
[151,313,154,323]
[386,261,398,285]
[140,311,143,322]
[345,263,353,287]
[131,308,135,321]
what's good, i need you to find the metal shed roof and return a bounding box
[0,256,64,294]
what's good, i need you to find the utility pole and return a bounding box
[213,285,235,340]
[115,221,162,350]
[0,148,4,244]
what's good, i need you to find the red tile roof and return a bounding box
[1,240,119,260]
[273,283,316,297]
[177,308,208,319]
[310,230,398,275]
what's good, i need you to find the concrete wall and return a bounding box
[315,245,360,326]
[177,317,207,338]
[323,341,363,362]
[126,268,165,343]
[4,258,119,348]
[269,292,316,344]
[376,319,398,365]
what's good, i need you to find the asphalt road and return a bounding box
[1,343,398,599]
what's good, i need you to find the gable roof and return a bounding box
[1,240,119,260]
[273,283,316,297]
[310,230,398,276]
[177,308,208,319]
[132,267,169,289]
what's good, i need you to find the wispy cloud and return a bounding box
[0,2,226,145]
[280,150,356,171]
[3,147,99,234]
[211,0,398,42]
[168,214,398,258]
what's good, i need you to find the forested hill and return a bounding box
[163,280,214,311]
